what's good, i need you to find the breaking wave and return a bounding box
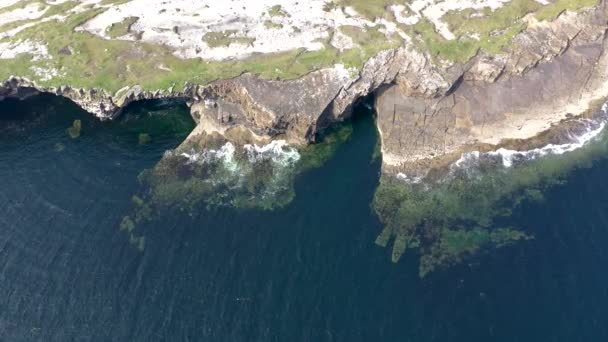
[244,140,301,167]
[487,121,606,168]
[395,102,608,184]
[450,105,608,174]
[180,142,238,172]
[179,140,300,169]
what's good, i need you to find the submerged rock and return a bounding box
[373,110,608,276]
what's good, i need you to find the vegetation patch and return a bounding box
[406,0,600,62]
[337,0,396,20]
[202,30,256,48]
[67,119,81,139]
[118,119,355,250]
[263,20,284,30]
[138,132,151,145]
[268,5,289,17]
[535,0,599,21]
[105,16,139,38]
[0,5,399,94]
[373,121,608,277]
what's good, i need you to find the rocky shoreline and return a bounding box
[2,4,607,179]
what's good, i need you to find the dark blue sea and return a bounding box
[1,94,608,341]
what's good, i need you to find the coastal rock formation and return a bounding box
[376,7,608,177]
[0,0,608,176]
[4,0,607,276]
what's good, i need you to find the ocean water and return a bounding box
[1,94,608,341]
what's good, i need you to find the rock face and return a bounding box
[2,5,607,178]
[376,6,608,176]
[186,48,452,147]
[0,77,185,120]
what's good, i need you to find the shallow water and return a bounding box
[1,95,608,341]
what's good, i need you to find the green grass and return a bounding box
[0,5,402,94]
[1,0,599,93]
[202,30,255,48]
[405,0,600,62]
[445,0,540,36]
[43,1,79,17]
[407,0,541,62]
[106,16,139,38]
[268,5,289,17]
[0,0,44,15]
[263,20,284,29]
[373,121,608,276]
[98,0,133,5]
[67,119,82,139]
[535,0,599,21]
[337,0,396,20]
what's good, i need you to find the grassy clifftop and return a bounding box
[0,0,599,94]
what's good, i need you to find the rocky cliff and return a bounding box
[1,0,607,178]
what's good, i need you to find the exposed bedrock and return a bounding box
[185,46,455,148]
[185,6,608,172]
[377,7,608,177]
[1,6,607,177]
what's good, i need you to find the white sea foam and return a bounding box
[488,121,605,167]
[179,140,300,171]
[451,118,606,172]
[244,140,300,167]
[180,142,237,172]
[397,172,423,184]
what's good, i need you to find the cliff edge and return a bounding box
[1,0,606,176]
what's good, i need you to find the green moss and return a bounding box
[67,119,81,139]
[138,133,151,145]
[419,227,530,277]
[43,1,79,17]
[264,20,284,29]
[374,227,392,247]
[446,0,540,36]
[337,0,396,20]
[118,119,357,242]
[407,0,540,63]
[0,7,375,94]
[105,16,139,38]
[202,30,256,48]
[0,0,43,15]
[298,121,353,170]
[99,0,133,5]
[268,5,289,17]
[397,0,598,63]
[535,0,599,21]
[120,216,136,233]
[129,233,145,252]
[54,142,65,152]
[131,195,145,207]
[410,19,480,62]
[373,124,608,276]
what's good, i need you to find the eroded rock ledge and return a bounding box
[377,6,608,177]
[2,5,607,178]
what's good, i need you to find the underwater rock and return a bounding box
[373,110,608,276]
[67,119,81,139]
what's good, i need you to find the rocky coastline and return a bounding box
[2,4,607,180]
[3,0,608,276]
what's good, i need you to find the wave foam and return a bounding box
[180,142,238,172]
[396,172,423,184]
[244,140,301,167]
[451,118,606,172]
